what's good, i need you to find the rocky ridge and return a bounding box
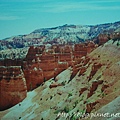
[0,21,120,50]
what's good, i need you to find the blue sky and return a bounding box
[0,0,120,39]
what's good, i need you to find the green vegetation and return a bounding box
[73,100,79,108]
[87,100,90,104]
[70,115,78,120]
[64,106,70,113]
[68,92,73,97]
[50,96,53,100]
[54,109,62,114]
[114,88,117,91]
[61,81,66,85]
[96,75,101,80]
[102,92,106,97]
[80,109,85,114]
[54,106,70,114]
[117,42,120,46]
[80,95,84,101]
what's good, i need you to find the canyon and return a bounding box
[0,40,97,111]
[0,22,120,120]
[0,38,119,120]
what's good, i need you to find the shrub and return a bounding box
[117,42,119,46]
[61,81,65,85]
[54,109,62,114]
[68,92,72,97]
[64,106,70,113]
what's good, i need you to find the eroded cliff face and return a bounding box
[0,39,120,119]
[24,45,72,91]
[97,32,120,45]
[0,41,100,110]
[24,42,97,91]
[0,66,27,111]
[0,42,97,92]
[0,25,119,119]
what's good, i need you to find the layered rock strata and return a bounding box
[0,66,27,111]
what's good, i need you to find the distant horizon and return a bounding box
[1,20,120,40]
[0,0,120,39]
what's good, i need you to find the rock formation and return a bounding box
[87,80,103,98]
[0,41,98,110]
[98,34,109,45]
[86,101,98,113]
[0,66,27,111]
[89,63,102,80]
[0,37,120,119]
[0,42,96,92]
[24,66,44,91]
